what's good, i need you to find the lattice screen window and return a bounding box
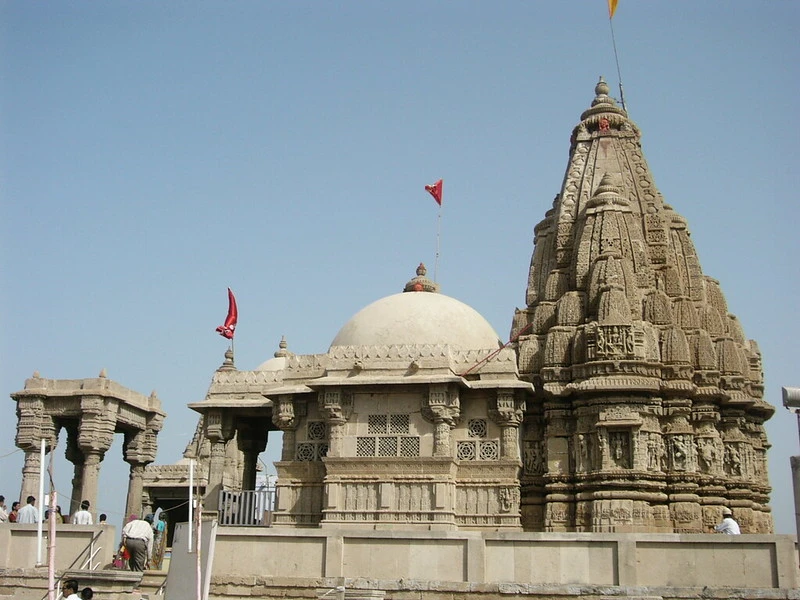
[308,421,326,440]
[358,414,418,457]
[468,419,487,438]
[296,422,328,461]
[458,419,499,461]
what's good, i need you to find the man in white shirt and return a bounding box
[60,579,81,600]
[71,500,93,525]
[122,517,154,571]
[0,496,8,522]
[16,496,38,524]
[713,507,741,534]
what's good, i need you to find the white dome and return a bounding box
[330,291,502,350]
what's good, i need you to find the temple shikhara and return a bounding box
[7,80,793,598]
[511,78,773,533]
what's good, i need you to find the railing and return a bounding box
[218,488,276,526]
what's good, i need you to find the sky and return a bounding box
[1,1,798,534]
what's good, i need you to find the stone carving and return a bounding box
[523,440,545,475]
[513,79,774,532]
[608,431,630,469]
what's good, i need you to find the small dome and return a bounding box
[330,291,502,350]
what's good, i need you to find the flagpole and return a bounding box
[434,204,441,283]
[607,3,627,111]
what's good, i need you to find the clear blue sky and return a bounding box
[2,2,798,534]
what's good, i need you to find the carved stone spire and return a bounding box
[512,79,774,534]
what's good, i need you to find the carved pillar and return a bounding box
[123,415,161,519]
[65,425,85,515]
[237,424,268,491]
[79,452,103,512]
[319,389,348,457]
[272,396,298,461]
[204,409,234,510]
[20,448,42,506]
[490,390,525,460]
[77,396,116,513]
[422,384,460,457]
[15,395,55,505]
[125,463,145,519]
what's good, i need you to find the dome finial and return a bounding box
[595,76,610,97]
[218,347,236,371]
[274,336,292,358]
[403,263,440,293]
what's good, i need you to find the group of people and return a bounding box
[0,495,108,525]
[59,579,93,600]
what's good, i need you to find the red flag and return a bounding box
[215,288,238,339]
[425,179,443,206]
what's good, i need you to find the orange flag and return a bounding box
[608,0,618,18]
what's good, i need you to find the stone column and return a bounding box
[123,424,159,520]
[77,395,115,514]
[78,451,103,512]
[124,463,146,519]
[15,395,54,505]
[423,384,460,457]
[490,390,525,460]
[65,425,85,515]
[273,396,298,461]
[204,409,234,510]
[19,447,42,507]
[319,389,347,457]
[238,426,268,491]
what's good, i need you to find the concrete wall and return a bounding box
[0,524,116,571]
[212,528,800,590]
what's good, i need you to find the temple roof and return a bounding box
[330,263,502,350]
[511,77,771,417]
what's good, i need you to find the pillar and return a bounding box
[204,409,234,510]
[423,384,460,457]
[78,451,103,513]
[490,390,525,460]
[19,447,42,507]
[65,425,85,515]
[124,463,146,519]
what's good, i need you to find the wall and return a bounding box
[211,527,799,591]
[0,524,116,571]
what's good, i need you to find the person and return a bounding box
[98,513,107,525]
[8,501,20,522]
[61,579,81,600]
[151,512,168,569]
[17,496,38,524]
[713,507,741,534]
[72,500,93,525]
[0,496,7,522]
[80,586,94,600]
[122,516,154,571]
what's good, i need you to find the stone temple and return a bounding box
[149,77,774,537]
[6,79,792,598]
[510,77,774,534]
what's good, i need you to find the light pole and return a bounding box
[781,386,800,541]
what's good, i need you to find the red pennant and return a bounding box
[425,179,443,206]
[215,288,238,339]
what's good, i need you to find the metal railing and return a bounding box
[218,488,276,526]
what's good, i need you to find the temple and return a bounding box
[6,79,791,598]
[511,78,773,533]
[139,80,776,536]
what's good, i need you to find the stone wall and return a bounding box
[208,527,799,593]
[0,524,116,571]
